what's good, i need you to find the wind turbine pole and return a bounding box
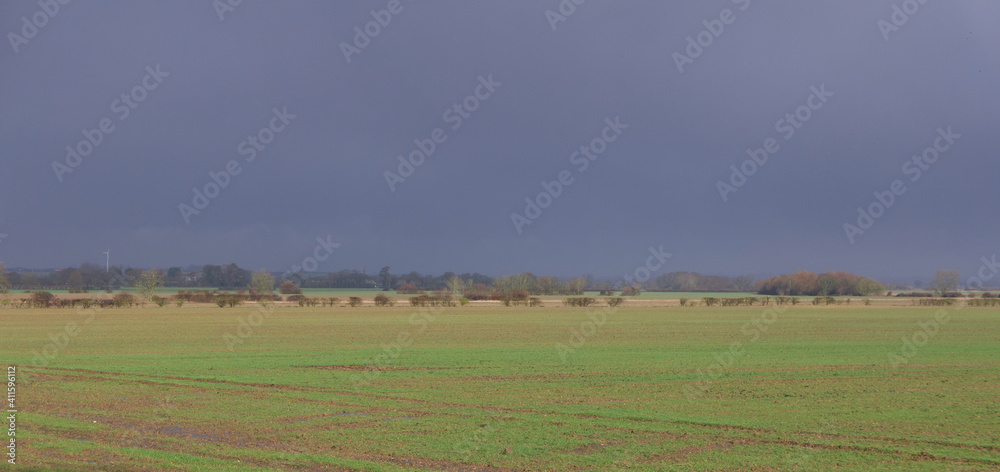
[103,250,110,273]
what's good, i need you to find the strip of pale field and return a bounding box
[1,305,997,471]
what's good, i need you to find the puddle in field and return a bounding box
[382,416,415,422]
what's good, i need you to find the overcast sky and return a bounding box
[1,1,997,281]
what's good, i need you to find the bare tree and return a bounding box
[0,262,8,295]
[136,269,166,302]
[379,266,392,291]
[251,270,275,294]
[931,270,960,296]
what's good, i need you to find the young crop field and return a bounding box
[1,304,998,471]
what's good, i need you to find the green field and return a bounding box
[2,304,998,471]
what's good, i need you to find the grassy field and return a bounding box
[1,304,998,471]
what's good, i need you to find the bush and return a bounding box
[490,290,529,301]
[112,293,136,308]
[174,297,184,307]
[348,296,363,307]
[227,297,243,308]
[215,298,228,308]
[606,297,624,307]
[176,290,222,303]
[913,298,954,306]
[620,286,641,296]
[328,297,340,306]
[599,290,616,296]
[295,297,318,307]
[410,294,458,307]
[564,297,595,307]
[286,294,306,303]
[151,296,169,307]
[461,284,491,300]
[810,296,836,305]
[679,297,689,306]
[279,281,302,294]
[864,298,871,306]
[981,292,997,299]
[459,298,470,306]
[30,291,55,308]
[396,283,423,294]
[374,294,395,307]
[966,298,1000,307]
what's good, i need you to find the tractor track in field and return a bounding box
[26,409,524,472]
[28,366,1000,466]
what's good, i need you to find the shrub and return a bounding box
[679,297,688,306]
[981,292,996,299]
[564,297,595,307]
[348,296,363,307]
[112,293,136,308]
[328,297,340,306]
[702,297,719,307]
[80,299,94,309]
[396,283,423,294]
[286,294,306,303]
[606,297,624,307]
[374,293,395,307]
[529,297,542,307]
[459,298,470,306]
[215,298,228,308]
[279,281,302,294]
[811,296,835,305]
[294,297,318,307]
[966,298,1000,307]
[491,290,529,301]
[151,296,169,307]
[620,286,641,296]
[599,290,616,296]
[30,291,55,308]
[227,297,243,308]
[462,284,491,300]
[174,297,184,307]
[864,298,871,306]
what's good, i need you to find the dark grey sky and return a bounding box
[1,1,997,280]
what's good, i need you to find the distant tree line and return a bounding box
[640,272,756,292]
[756,271,884,296]
[3,261,948,298]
